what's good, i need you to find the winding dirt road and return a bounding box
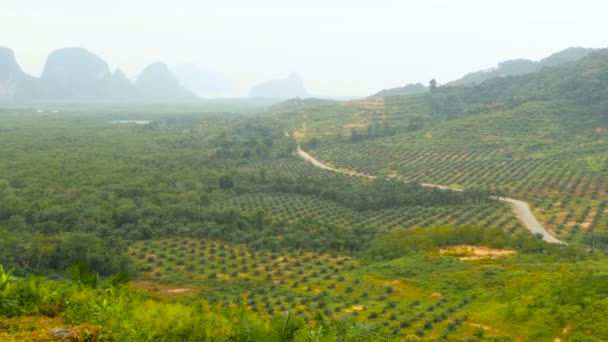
[296,146,565,244]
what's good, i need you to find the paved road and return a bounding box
[297,146,566,245]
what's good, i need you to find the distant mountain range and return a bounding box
[0,47,197,102]
[0,46,311,101]
[371,47,596,97]
[249,73,310,99]
[1,46,600,102]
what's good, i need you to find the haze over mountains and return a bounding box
[134,62,196,100]
[171,63,236,98]
[0,46,313,101]
[0,47,40,100]
[0,47,196,102]
[249,73,310,99]
[0,46,600,102]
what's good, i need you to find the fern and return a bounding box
[0,264,13,292]
[69,261,98,289]
[270,311,307,342]
[101,272,129,288]
[0,264,17,316]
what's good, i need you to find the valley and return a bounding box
[1,47,608,341]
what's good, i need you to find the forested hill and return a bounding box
[275,49,608,142]
[446,46,595,86]
[368,47,594,98]
[275,47,607,250]
[428,49,608,119]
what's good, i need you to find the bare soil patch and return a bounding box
[130,280,200,297]
[440,245,516,260]
[344,305,365,313]
[166,288,191,294]
[343,121,369,128]
[293,130,306,140]
[429,292,444,299]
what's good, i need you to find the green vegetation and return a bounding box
[2,49,608,340]
[2,226,607,341]
[291,52,608,247]
[0,108,513,275]
[1,263,390,341]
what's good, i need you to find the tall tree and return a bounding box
[429,78,438,92]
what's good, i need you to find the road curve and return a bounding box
[297,146,566,245]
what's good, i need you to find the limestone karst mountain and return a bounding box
[249,73,310,99]
[39,47,119,100]
[0,47,40,101]
[0,47,197,102]
[135,62,197,100]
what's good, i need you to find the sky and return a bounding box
[2,0,608,97]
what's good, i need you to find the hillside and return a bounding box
[372,82,427,97]
[367,47,595,99]
[430,49,608,120]
[446,47,595,86]
[276,48,608,247]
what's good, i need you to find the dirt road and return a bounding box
[296,146,566,244]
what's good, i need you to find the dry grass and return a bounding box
[130,280,201,298]
[0,316,102,342]
[343,121,369,129]
[440,245,516,260]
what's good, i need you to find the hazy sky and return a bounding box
[2,0,607,97]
